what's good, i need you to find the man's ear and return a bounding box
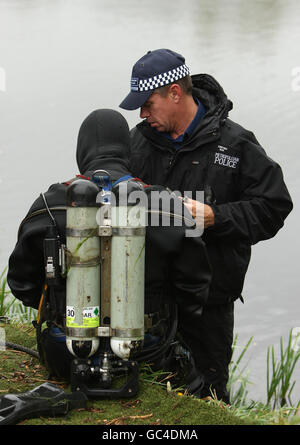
[168,83,181,103]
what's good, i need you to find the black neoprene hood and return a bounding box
[76,109,132,181]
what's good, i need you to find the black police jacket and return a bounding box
[7,109,211,321]
[129,74,293,304]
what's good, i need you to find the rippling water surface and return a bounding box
[0,0,299,403]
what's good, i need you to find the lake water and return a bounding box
[0,0,299,404]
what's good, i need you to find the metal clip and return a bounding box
[59,244,66,275]
[45,257,55,279]
[97,326,114,337]
[98,226,112,237]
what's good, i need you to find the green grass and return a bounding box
[1,321,300,425]
[1,267,300,425]
[0,321,256,426]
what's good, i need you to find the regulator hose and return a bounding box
[2,341,39,359]
[135,303,178,363]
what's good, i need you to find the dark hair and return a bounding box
[155,75,193,97]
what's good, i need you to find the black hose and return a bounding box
[135,303,178,363]
[3,341,39,359]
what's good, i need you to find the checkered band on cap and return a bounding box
[132,64,190,92]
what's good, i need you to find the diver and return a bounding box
[7,109,211,397]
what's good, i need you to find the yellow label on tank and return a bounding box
[66,305,100,328]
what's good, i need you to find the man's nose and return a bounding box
[140,106,149,119]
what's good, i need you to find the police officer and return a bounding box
[119,49,293,403]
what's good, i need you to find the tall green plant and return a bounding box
[0,266,15,317]
[0,266,36,323]
[267,329,300,409]
[227,334,253,406]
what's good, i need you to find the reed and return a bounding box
[0,266,15,317]
[225,330,300,425]
[267,329,300,410]
[0,266,36,323]
[227,334,253,407]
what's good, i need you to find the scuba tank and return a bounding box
[38,171,199,399]
[110,183,145,360]
[63,171,145,397]
[65,178,101,359]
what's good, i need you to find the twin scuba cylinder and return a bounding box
[64,171,146,369]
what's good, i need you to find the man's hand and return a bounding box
[183,197,214,229]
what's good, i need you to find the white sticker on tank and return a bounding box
[66,305,99,327]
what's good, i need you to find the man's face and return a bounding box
[140,91,175,133]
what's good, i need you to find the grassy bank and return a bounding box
[0,321,257,426]
[1,321,299,426]
[1,265,300,426]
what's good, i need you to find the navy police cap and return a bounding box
[119,49,190,110]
